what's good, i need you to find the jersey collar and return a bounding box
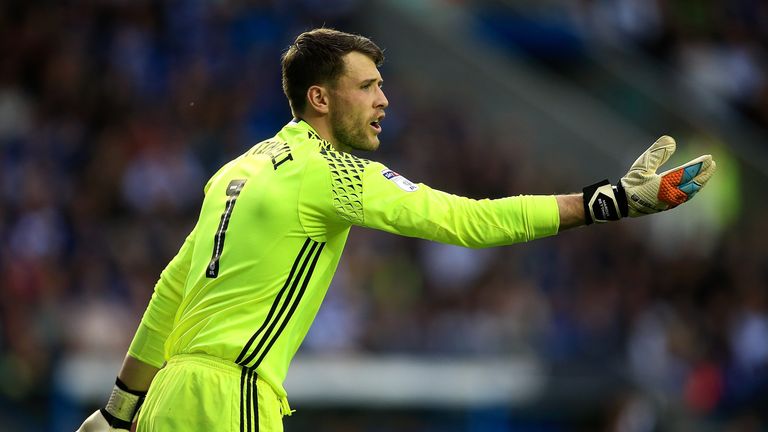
[285,118,333,151]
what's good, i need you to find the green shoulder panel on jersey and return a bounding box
[299,125,374,226]
[284,120,375,226]
[319,147,371,225]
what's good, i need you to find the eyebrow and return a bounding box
[360,78,383,86]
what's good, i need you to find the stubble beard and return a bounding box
[329,108,378,153]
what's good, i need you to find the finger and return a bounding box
[657,155,715,207]
[629,135,677,175]
[690,154,716,188]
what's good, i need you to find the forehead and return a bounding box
[340,51,381,81]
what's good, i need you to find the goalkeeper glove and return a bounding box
[583,135,716,224]
[76,377,146,432]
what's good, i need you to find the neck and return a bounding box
[297,113,349,153]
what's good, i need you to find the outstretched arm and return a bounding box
[350,136,713,248]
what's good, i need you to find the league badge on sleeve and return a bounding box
[381,168,419,192]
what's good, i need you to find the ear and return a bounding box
[306,85,330,115]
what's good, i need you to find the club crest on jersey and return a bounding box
[381,168,418,192]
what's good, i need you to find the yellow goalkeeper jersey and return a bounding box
[127,119,560,399]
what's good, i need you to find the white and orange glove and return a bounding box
[583,135,716,224]
[76,378,145,432]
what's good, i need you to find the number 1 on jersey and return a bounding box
[206,179,247,278]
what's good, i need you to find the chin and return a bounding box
[354,138,379,152]
[368,139,380,151]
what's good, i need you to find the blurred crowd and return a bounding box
[0,1,766,431]
[575,0,768,127]
[472,0,768,128]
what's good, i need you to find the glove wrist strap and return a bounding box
[613,181,629,218]
[582,179,627,224]
[102,377,147,429]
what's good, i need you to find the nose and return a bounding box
[375,86,389,109]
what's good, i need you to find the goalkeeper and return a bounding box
[77,28,715,432]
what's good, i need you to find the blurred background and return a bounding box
[1,0,767,431]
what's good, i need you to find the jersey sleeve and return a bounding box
[127,226,196,368]
[360,162,561,248]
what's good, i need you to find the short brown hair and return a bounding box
[281,28,384,116]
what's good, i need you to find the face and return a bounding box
[327,51,388,152]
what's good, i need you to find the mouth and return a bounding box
[369,114,385,134]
